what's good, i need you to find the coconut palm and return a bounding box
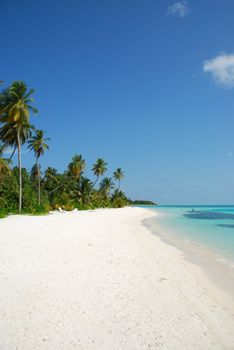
[0,81,37,212]
[77,177,93,204]
[88,158,107,201]
[113,168,124,190]
[30,163,41,183]
[44,167,60,187]
[28,130,50,205]
[43,167,63,196]
[92,158,107,188]
[68,154,85,180]
[99,177,115,198]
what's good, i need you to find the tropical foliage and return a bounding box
[0,81,37,212]
[28,129,50,205]
[113,168,124,190]
[0,81,129,216]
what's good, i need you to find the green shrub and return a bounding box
[0,211,7,219]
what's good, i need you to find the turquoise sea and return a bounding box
[144,205,234,263]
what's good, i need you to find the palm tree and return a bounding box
[44,167,60,188]
[0,122,33,161]
[88,158,107,201]
[99,177,114,198]
[30,163,41,182]
[0,81,37,212]
[77,177,93,204]
[68,154,85,180]
[43,167,64,200]
[111,189,128,207]
[28,129,50,205]
[92,158,107,188]
[113,168,124,190]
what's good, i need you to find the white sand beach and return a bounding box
[0,207,234,350]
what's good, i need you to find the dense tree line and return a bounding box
[129,200,156,205]
[0,81,128,216]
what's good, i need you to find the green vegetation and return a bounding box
[113,168,124,190]
[129,200,157,205]
[28,129,50,205]
[0,81,38,212]
[0,81,129,215]
[0,211,7,219]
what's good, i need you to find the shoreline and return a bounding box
[143,213,234,300]
[0,207,234,349]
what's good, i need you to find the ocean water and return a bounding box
[144,205,234,263]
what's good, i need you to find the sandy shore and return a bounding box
[0,207,234,349]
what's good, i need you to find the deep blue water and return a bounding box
[143,205,234,262]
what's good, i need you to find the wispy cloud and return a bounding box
[227,151,233,157]
[203,53,234,88]
[2,147,14,155]
[3,147,29,155]
[167,1,191,18]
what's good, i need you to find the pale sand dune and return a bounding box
[0,207,234,349]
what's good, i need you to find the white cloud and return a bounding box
[167,1,191,18]
[3,147,29,155]
[2,147,14,155]
[203,53,234,87]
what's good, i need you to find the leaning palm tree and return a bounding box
[99,177,115,198]
[0,81,37,212]
[113,168,124,190]
[28,129,50,205]
[68,154,85,180]
[88,158,107,202]
[92,158,107,188]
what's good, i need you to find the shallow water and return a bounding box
[143,205,234,263]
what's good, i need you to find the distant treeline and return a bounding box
[129,200,157,205]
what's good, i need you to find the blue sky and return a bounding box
[1,0,234,204]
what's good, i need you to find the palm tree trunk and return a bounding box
[38,174,41,206]
[36,158,41,205]
[118,180,120,191]
[17,129,22,213]
[93,176,99,189]
[49,183,64,194]
[9,146,17,162]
